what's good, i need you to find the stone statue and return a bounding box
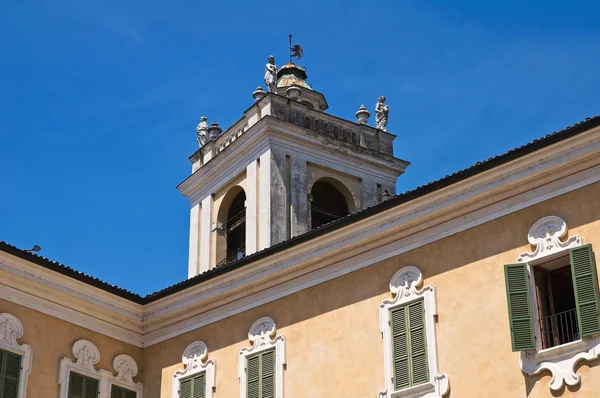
[375,96,389,131]
[264,55,277,93]
[196,116,209,146]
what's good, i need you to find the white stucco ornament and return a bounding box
[248,317,277,349]
[0,313,24,347]
[72,339,100,370]
[519,339,600,391]
[517,216,581,263]
[113,354,138,384]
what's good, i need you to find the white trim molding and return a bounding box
[238,317,286,398]
[58,339,143,398]
[0,313,33,398]
[517,215,581,263]
[172,341,216,398]
[516,215,598,391]
[378,267,449,398]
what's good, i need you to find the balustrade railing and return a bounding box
[539,308,579,349]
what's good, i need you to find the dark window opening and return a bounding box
[223,191,246,265]
[310,181,349,230]
[535,262,579,349]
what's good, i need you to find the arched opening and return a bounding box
[310,179,350,230]
[216,187,247,266]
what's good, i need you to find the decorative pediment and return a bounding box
[113,354,138,384]
[518,216,581,263]
[72,339,100,370]
[0,313,24,348]
[248,317,277,350]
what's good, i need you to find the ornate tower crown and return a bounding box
[180,52,408,278]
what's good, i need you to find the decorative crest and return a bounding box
[517,216,582,263]
[248,317,277,349]
[72,340,100,370]
[389,266,423,299]
[289,34,303,62]
[0,313,24,347]
[113,354,138,384]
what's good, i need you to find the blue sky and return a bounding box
[1,1,599,295]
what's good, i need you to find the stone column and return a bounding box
[187,201,201,278]
[245,160,258,255]
[291,156,309,237]
[199,195,213,274]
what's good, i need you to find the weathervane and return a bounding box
[289,34,303,62]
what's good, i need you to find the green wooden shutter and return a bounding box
[247,355,260,398]
[110,384,137,398]
[192,373,206,398]
[68,372,99,398]
[408,300,428,385]
[0,349,21,398]
[390,306,409,390]
[261,350,275,398]
[180,378,192,398]
[247,350,275,398]
[504,263,536,351]
[571,245,600,337]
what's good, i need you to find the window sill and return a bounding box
[519,336,600,391]
[379,374,449,398]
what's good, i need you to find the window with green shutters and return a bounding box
[390,299,428,390]
[246,349,275,398]
[0,349,21,398]
[67,372,99,398]
[110,384,137,398]
[505,244,600,352]
[179,372,206,398]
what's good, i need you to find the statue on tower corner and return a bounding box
[196,116,209,146]
[264,55,277,93]
[375,96,389,131]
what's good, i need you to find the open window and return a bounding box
[533,256,579,349]
[216,187,247,267]
[504,216,600,391]
[310,179,350,230]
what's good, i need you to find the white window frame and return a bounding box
[172,341,216,398]
[378,266,449,398]
[0,313,33,398]
[58,339,143,398]
[238,317,285,398]
[516,215,600,391]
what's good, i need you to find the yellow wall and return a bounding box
[143,181,600,397]
[0,300,143,397]
[5,181,600,397]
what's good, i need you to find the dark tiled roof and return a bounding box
[0,241,144,304]
[2,115,600,303]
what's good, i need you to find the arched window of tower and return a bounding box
[216,188,247,267]
[310,179,351,230]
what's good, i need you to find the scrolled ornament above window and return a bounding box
[517,216,581,263]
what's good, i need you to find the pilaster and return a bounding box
[270,146,287,245]
[199,195,213,274]
[245,160,259,255]
[291,156,309,237]
[187,202,201,278]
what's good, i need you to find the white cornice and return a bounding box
[1,126,600,347]
[177,116,407,201]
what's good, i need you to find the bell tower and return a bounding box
[179,55,409,278]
